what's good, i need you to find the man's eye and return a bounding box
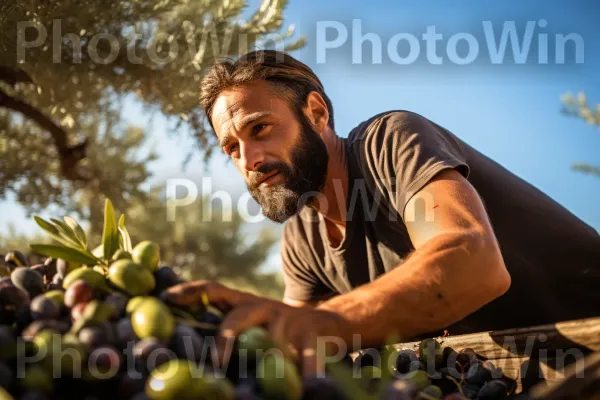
[228,143,238,154]
[253,124,267,135]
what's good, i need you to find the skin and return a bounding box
[164,79,512,376]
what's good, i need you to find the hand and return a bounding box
[162,280,352,376]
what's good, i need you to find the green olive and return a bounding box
[145,359,206,400]
[108,260,155,296]
[130,297,174,342]
[63,267,108,291]
[257,353,302,400]
[132,241,160,272]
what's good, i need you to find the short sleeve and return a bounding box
[280,222,332,302]
[358,111,470,220]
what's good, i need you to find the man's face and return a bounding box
[211,81,329,223]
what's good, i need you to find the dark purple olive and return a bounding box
[0,283,30,324]
[64,280,94,308]
[79,323,115,350]
[442,346,458,368]
[14,306,33,335]
[116,374,147,399]
[18,390,50,400]
[104,293,128,320]
[466,361,497,386]
[29,265,46,280]
[234,382,256,400]
[115,318,136,345]
[456,348,478,372]
[394,349,419,374]
[130,393,149,400]
[30,296,60,321]
[461,384,481,399]
[5,251,28,269]
[11,268,44,298]
[89,346,121,378]
[133,338,174,371]
[477,379,508,400]
[301,375,348,400]
[354,348,380,368]
[169,324,204,363]
[151,266,180,295]
[0,360,14,388]
[0,325,16,359]
[197,311,222,337]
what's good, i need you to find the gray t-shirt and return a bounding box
[281,110,600,334]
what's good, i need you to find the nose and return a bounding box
[239,142,264,172]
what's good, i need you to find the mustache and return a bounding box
[247,162,289,190]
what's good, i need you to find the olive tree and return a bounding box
[0,0,305,216]
[561,91,600,177]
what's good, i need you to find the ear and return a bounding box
[303,91,330,134]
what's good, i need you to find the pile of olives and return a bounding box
[348,338,536,400]
[0,247,538,400]
[1,244,304,400]
[0,199,538,400]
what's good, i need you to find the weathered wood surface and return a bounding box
[392,317,600,360]
[388,317,600,394]
[530,352,600,399]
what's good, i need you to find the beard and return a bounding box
[247,116,329,223]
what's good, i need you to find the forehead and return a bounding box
[211,81,291,136]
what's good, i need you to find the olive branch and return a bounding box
[30,199,132,270]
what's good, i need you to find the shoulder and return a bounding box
[347,110,435,146]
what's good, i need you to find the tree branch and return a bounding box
[0,88,89,182]
[0,66,34,86]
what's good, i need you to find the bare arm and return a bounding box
[283,297,320,308]
[317,169,511,348]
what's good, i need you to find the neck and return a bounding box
[309,130,348,226]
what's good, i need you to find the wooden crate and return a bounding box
[389,316,600,398]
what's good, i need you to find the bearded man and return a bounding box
[163,50,600,374]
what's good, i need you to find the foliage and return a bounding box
[0,102,157,233]
[0,0,305,217]
[561,91,600,177]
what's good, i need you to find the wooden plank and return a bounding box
[529,352,600,399]
[392,317,600,360]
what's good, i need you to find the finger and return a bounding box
[162,280,246,309]
[300,333,322,378]
[268,316,299,363]
[217,304,273,368]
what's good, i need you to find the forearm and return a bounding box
[317,231,510,349]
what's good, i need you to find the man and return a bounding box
[164,50,600,374]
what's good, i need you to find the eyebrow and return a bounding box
[219,111,273,149]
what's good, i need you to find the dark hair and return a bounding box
[200,50,335,132]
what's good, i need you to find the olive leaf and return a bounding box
[64,216,88,250]
[102,199,119,261]
[33,216,81,249]
[118,214,132,253]
[50,218,85,251]
[29,244,100,266]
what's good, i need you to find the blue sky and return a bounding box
[2,0,600,254]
